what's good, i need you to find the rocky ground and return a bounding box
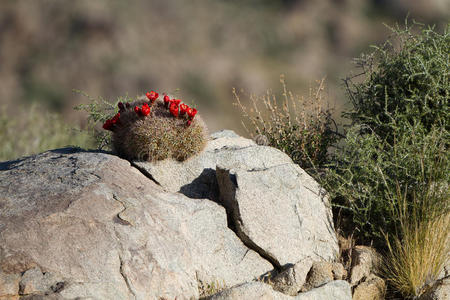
[0,131,448,299]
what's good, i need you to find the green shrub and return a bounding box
[74,91,130,150]
[324,124,449,245]
[0,104,93,161]
[322,23,450,247]
[345,22,449,142]
[233,76,338,171]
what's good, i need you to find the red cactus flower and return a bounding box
[172,99,181,106]
[164,94,171,108]
[146,91,159,103]
[126,103,131,108]
[169,102,179,118]
[179,103,188,116]
[111,112,121,124]
[141,103,151,116]
[102,119,113,131]
[187,108,197,119]
[134,106,141,115]
[118,102,125,111]
[186,120,192,127]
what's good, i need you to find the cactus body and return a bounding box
[109,97,207,161]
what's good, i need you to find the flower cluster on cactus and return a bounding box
[163,94,198,126]
[134,102,151,116]
[103,90,199,130]
[101,90,207,162]
[102,112,121,131]
[146,91,159,103]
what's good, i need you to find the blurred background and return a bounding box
[1,0,449,160]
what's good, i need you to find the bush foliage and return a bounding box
[324,124,449,244]
[320,22,449,297]
[74,91,129,150]
[323,23,449,246]
[345,23,449,141]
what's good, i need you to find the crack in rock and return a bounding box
[119,254,137,300]
[126,147,297,272]
[245,163,292,173]
[112,194,133,226]
[130,161,161,186]
[111,194,137,299]
[216,167,281,271]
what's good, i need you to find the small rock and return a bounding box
[0,271,21,296]
[19,268,46,295]
[332,262,347,280]
[350,246,382,286]
[297,280,352,300]
[352,274,386,300]
[271,259,313,296]
[301,261,334,292]
[19,267,60,296]
[206,281,291,300]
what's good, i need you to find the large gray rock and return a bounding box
[135,130,339,268]
[0,130,341,299]
[0,148,271,299]
[217,165,338,267]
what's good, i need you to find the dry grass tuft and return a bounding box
[198,279,226,299]
[383,185,450,298]
[233,75,337,171]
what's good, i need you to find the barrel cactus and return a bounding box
[102,91,207,161]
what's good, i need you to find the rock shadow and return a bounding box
[179,168,220,202]
[179,168,236,232]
